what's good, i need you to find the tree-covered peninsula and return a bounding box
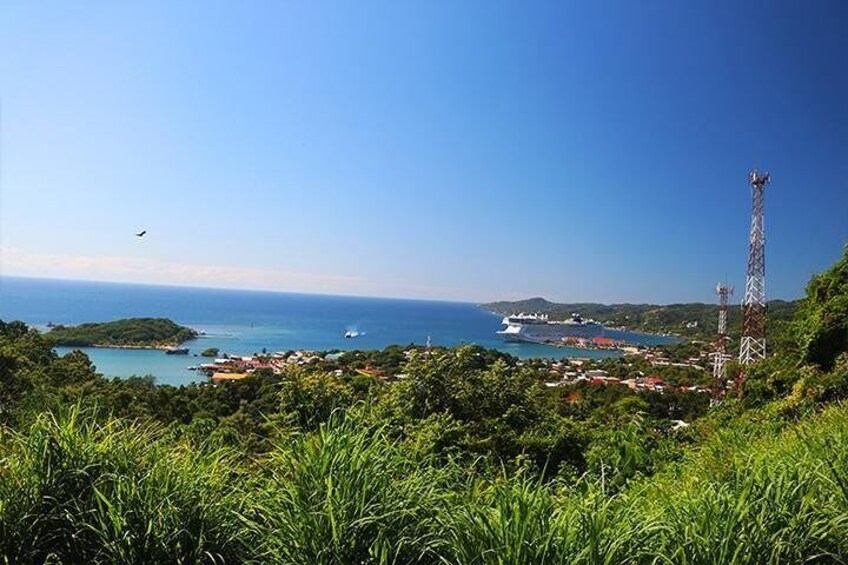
[482,297,798,340]
[45,317,197,348]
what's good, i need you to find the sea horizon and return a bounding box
[0,274,479,308]
[1,274,801,308]
[0,276,678,385]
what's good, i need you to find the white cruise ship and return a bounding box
[497,312,605,344]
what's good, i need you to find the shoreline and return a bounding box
[56,342,189,351]
[43,319,200,352]
[482,308,681,343]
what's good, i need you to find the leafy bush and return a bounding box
[794,245,848,371]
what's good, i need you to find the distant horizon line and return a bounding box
[0,273,478,306]
[0,274,801,308]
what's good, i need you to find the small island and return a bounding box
[46,318,198,350]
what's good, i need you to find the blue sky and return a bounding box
[1,1,845,303]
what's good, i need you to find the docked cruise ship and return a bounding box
[497,312,606,344]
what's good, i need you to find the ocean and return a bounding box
[0,277,676,386]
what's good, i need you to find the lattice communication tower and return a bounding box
[739,169,770,373]
[711,283,733,400]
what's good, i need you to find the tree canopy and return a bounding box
[46,318,197,347]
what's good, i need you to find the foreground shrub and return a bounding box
[621,402,848,563]
[0,406,250,564]
[251,416,449,564]
[2,403,848,564]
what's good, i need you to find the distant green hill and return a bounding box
[481,297,798,339]
[46,317,197,348]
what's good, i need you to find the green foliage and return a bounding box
[0,406,250,563]
[278,365,357,430]
[46,317,197,347]
[629,402,848,562]
[201,347,219,357]
[432,473,588,565]
[374,347,589,475]
[586,415,653,490]
[251,417,444,564]
[4,401,847,563]
[742,246,848,404]
[793,245,848,371]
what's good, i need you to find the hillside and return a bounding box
[46,317,197,348]
[482,297,798,339]
[0,246,845,562]
[0,396,845,563]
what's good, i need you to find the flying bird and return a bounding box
[135,230,147,238]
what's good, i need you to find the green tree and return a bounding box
[278,365,356,429]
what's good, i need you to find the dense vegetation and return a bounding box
[482,297,797,340]
[0,245,845,563]
[46,317,197,348]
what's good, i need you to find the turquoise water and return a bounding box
[0,277,676,386]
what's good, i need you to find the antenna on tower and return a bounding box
[738,168,770,390]
[711,282,734,402]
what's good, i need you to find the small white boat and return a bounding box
[344,330,360,338]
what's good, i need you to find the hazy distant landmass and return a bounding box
[481,297,798,339]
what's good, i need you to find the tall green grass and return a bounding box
[613,403,848,564]
[0,406,250,564]
[249,418,449,564]
[2,403,847,564]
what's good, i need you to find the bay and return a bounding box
[0,276,676,385]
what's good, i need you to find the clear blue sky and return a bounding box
[1,1,845,303]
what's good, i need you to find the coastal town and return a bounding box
[40,315,718,397]
[198,343,713,396]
